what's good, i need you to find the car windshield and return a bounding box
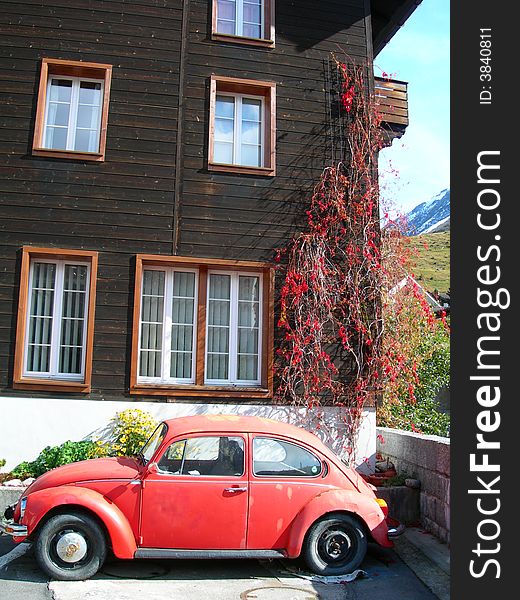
[139,423,168,464]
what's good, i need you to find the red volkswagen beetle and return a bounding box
[1,415,401,580]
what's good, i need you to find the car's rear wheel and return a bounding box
[303,513,367,576]
[35,511,107,581]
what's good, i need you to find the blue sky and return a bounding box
[376,0,450,213]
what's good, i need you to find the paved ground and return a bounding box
[0,535,439,600]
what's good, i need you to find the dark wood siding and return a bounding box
[178,0,369,261]
[0,0,370,402]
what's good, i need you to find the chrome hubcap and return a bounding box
[55,532,88,563]
[318,528,353,564]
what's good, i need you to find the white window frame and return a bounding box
[214,91,265,168]
[137,266,199,385]
[217,0,265,39]
[205,270,263,386]
[23,258,91,381]
[43,75,104,153]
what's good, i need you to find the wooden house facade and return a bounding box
[0,0,416,470]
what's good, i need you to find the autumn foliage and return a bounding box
[275,59,384,460]
[274,58,449,459]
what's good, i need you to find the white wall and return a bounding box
[0,397,376,473]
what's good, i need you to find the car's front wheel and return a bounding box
[303,513,367,576]
[35,511,107,581]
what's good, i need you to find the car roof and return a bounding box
[162,414,333,455]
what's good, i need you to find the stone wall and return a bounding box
[377,427,450,544]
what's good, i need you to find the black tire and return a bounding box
[303,513,367,576]
[34,511,107,581]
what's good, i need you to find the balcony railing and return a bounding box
[374,77,409,128]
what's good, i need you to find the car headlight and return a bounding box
[19,497,27,519]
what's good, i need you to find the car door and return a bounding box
[140,433,249,549]
[247,435,332,550]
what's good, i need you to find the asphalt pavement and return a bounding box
[0,534,440,600]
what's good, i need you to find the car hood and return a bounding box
[23,456,141,497]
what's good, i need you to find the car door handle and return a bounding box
[224,487,247,493]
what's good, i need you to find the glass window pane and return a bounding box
[47,102,71,127]
[244,3,261,25]
[139,350,162,378]
[242,98,261,122]
[140,323,163,351]
[172,298,195,325]
[158,440,186,474]
[216,95,235,119]
[170,351,193,379]
[79,81,102,105]
[143,270,165,297]
[74,128,100,153]
[217,19,235,34]
[173,271,195,298]
[44,126,68,150]
[180,436,244,476]
[209,274,231,300]
[241,120,261,145]
[59,265,88,375]
[238,354,257,380]
[215,117,234,142]
[207,325,230,353]
[27,263,56,373]
[243,23,261,38]
[253,438,322,477]
[214,142,234,164]
[171,324,193,352]
[238,328,258,354]
[241,143,262,167]
[238,301,259,327]
[63,265,88,292]
[27,344,51,374]
[76,104,100,129]
[239,276,259,301]
[49,79,72,102]
[217,0,236,32]
[206,353,229,380]
[208,299,231,327]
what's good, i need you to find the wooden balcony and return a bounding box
[374,76,409,145]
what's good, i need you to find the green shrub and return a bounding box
[11,440,103,479]
[381,396,450,437]
[7,409,157,481]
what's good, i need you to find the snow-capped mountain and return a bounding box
[404,189,450,235]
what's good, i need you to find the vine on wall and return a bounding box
[274,58,449,459]
[274,58,384,461]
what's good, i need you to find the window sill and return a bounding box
[131,384,272,399]
[211,33,275,48]
[32,148,105,162]
[208,162,275,177]
[13,378,90,393]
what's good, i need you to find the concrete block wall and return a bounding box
[377,427,450,544]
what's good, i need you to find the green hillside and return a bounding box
[408,231,450,293]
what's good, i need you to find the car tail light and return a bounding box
[375,497,389,517]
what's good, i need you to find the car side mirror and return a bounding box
[147,462,159,475]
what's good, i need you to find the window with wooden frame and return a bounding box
[212,0,275,47]
[209,76,276,176]
[32,58,112,161]
[131,255,274,398]
[13,247,98,392]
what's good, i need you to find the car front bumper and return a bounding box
[0,520,28,537]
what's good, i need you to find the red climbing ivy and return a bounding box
[274,59,384,461]
[274,57,448,460]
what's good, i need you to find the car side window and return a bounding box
[158,436,245,476]
[253,437,322,477]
